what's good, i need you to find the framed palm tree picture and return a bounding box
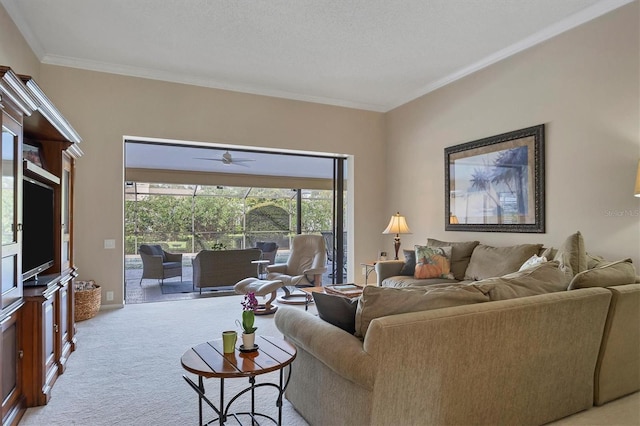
[445,124,545,233]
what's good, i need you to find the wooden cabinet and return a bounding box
[0,66,82,425]
[61,154,73,273]
[56,273,76,372]
[0,66,33,426]
[20,272,77,406]
[0,304,23,426]
[22,280,59,406]
[1,113,23,311]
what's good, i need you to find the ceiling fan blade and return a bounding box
[194,152,255,166]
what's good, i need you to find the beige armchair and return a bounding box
[267,234,327,302]
[139,244,183,285]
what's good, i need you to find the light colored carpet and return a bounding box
[21,295,311,426]
[20,294,639,425]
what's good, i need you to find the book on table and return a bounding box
[324,284,363,297]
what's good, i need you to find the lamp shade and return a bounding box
[382,212,411,235]
[635,160,640,197]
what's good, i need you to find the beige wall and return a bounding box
[1,2,638,307]
[386,2,640,267]
[36,66,386,306]
[0,4,40,77]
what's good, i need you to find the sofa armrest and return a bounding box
[275,307,376,389]
[374,260,405,286]
[267,263,287,274]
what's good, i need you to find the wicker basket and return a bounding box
[75,281,101,321]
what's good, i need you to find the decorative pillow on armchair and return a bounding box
[414,246,454,279]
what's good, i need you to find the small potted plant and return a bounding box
[239,292,258,348]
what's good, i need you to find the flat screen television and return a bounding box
[22,177,55,283]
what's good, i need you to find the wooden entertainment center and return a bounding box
[0,66,82,425]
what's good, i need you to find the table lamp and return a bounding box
[382,212,412,260]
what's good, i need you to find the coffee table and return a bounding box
[181,335,296,425]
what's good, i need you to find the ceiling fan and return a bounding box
[195,150,255,167]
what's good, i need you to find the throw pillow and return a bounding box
[553,231,587,279]
[568,258,637,290]
[312,291,359,334]
[464,243,543,281]
[354,285,489,337]
[414,246,454,279]
[427,239,480,281]
[586,252,606,269]
[554,251,574,285]
[399,249,416,276]
[540,247,557,259]
[519,254,547,271]
[473,261,568,301]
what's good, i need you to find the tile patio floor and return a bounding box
[124,254,345,304]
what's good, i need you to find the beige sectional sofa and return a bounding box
[274,232,640,425]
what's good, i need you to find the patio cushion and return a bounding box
[146,244,165,258]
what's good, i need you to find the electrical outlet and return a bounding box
[106,291,114,301]
[362,267,367,275]
[104,239,116,249]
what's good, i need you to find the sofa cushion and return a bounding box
[464,243,543,280]
[354,285,489,337]
[414,246,454,279]
[381,276,459,288]
[399,249,416,276]
[427,239,480,281]
[162,261,182,270]
[568,259,636,290]
[473,261,568,301]
[312,291,358,334]
[553,231,587,278]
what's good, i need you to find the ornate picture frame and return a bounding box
[445,124,545,233]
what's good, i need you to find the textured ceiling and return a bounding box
[2,0,629,112]
[3,0,631,179]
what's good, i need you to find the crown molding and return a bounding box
[4,0,632,113]
[41,54,388,113]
